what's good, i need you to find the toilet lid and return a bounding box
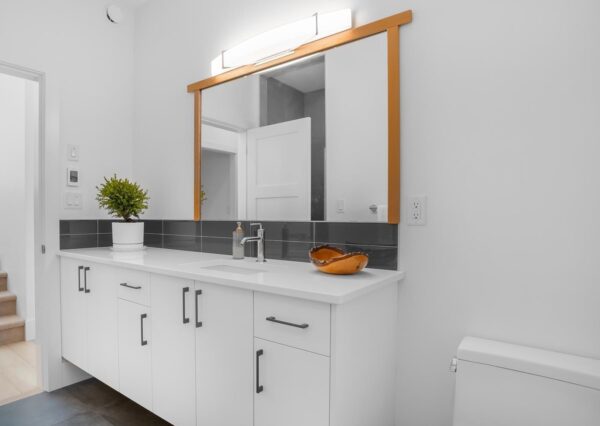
[457,337,600,391]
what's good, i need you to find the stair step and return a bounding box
[0,291,16,303]
[0,315,25,331]
[0,315,25,345]
[0,291,17,316]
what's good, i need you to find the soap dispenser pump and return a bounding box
[232,222,245,259]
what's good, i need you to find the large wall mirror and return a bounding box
[188,11,412,224]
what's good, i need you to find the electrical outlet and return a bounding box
[408,196,426,226]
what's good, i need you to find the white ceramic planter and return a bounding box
[112,222,144,251]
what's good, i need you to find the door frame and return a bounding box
[0,60,47,389]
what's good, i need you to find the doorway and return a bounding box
[0,65,43,405]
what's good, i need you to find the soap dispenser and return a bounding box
[232,222,245,259]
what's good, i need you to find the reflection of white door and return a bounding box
[246,118,311,221]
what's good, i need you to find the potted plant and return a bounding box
[96,175,150,251]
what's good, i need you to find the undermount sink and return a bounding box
[200,264,265,275]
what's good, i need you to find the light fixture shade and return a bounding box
[210,9,352,76]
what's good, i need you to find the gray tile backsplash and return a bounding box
[59,220,398,270]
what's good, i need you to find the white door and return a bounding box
[151,275,196,426]
[195,282,253,426]
[86,264,119,389]
[246,117,311,220]
[60,258,88,370]
[254,338,330,426]
[118,299,152,410]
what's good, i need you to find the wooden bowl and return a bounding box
[309,245,369,275]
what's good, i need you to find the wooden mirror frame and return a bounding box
[187,10,412,224]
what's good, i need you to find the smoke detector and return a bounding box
[106,5,124,24]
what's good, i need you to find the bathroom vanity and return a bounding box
[58,247,403,426]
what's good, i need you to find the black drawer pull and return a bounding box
[256,349,264,394]
[182,287,190,324]
[266,316,309,329]
[120,283,142,290]
[140,313,148,346]
[195,289,203,328]
[83,267,90,293]
[78,266,84,292]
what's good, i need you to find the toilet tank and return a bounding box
[453,337,600,426]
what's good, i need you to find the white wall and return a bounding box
[0,74,38,340]
[24,80,38,340]
[0,0,136,390]
[0,74,28,327]
[203,75,260,130]
[325,32,388,222]
[133,1,600,425]
[0,0,135,220]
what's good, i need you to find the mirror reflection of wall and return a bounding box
[201,32,388,222]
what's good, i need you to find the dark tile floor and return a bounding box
[0,378,170,426]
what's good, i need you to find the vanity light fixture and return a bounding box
[210,9,352,76]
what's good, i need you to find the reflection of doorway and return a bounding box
[0,66,43,405]
[201,123,243,220]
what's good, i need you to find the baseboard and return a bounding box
[25,318,36,340]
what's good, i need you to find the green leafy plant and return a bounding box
[96,175,149,222]
[200,186,207,205]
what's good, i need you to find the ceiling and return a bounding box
[265,55,325,94]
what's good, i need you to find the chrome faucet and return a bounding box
[240,223,266,262]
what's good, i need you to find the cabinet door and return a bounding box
[254,338,330,426]
[118,299,152,410]
[60,258,87,369]
[195,282,253,426]
[85,264,119,389]
[151,275,196,426]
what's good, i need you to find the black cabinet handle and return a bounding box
[256,349,264,394]
[78,266,84,292]
[266,316,309,329]
[195,289,202,328]
[120,283,142,290]
[83,267,90,293]
[182,287,190,324]
[140,313,148,346]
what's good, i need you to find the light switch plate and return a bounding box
[67,144,79,161]
[408,196,427,226]
[64,192,82,209]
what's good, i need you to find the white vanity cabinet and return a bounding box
[60,258,119,389]
[59,249,401,426]
[117,298,152,410]
[254,338,330,426]
[194,281,253,426]
[253,288,399,426]
[150,275,253,426]
[253,293,331,426]
[150,274,196,425]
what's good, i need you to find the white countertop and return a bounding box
[58,247,404,304]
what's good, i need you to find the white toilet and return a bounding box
[453,337,600,426]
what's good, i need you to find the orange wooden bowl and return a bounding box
[309,245,369,275]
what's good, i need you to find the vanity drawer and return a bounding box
[117,269,150,306]
[254,292,330,356]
